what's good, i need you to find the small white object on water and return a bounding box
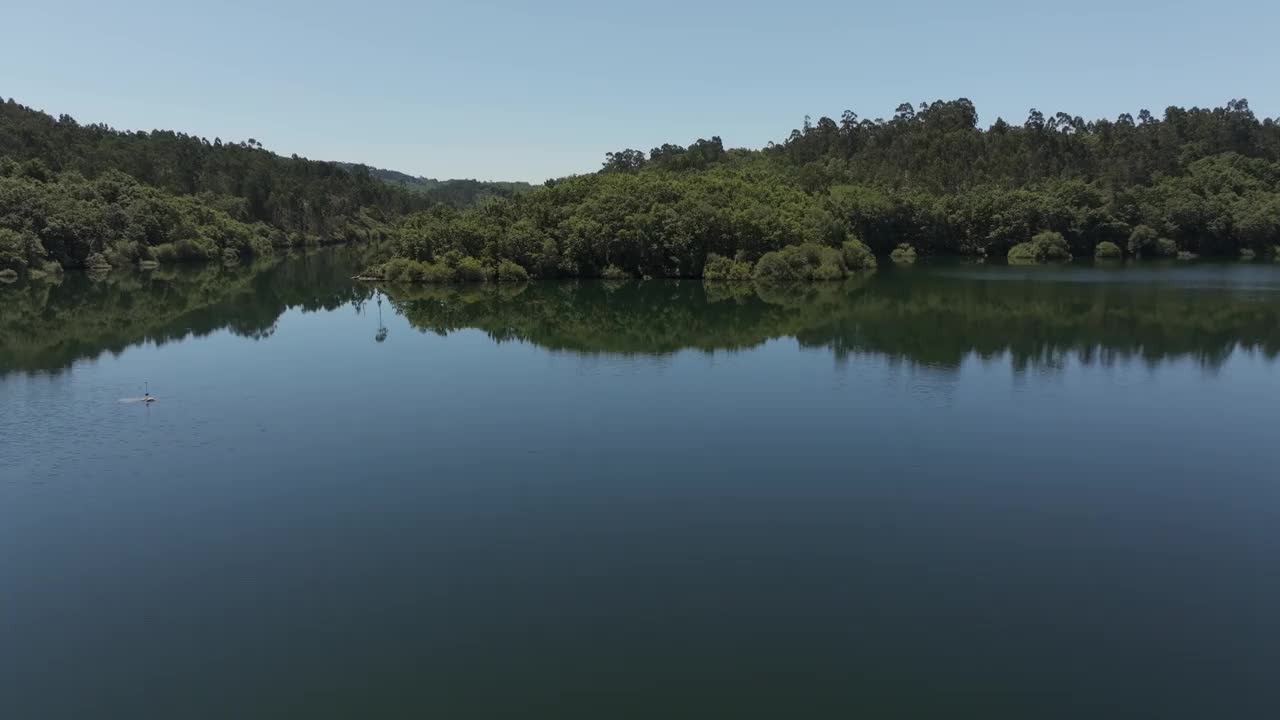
[119,381,158,403]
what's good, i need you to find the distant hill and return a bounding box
[0,97,432,274]
[337,163,534,207]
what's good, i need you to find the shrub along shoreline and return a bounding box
[359,230,1276,286]
[363,239,887,284]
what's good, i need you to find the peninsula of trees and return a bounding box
[373,98,1280,282]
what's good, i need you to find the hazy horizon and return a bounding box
[6,0,1278,183]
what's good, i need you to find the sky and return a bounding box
[4,0,1277,183]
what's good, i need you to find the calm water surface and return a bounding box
[2,252,1278,718]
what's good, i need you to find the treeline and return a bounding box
[0,98,434,276]
[6,97,1279,281]
[377,168,883,283]
[417,178,533,208]
[0,165,387,276]
[375,99,1280,280]
[336,164,534,207]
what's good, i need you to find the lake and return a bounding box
[2,251,1278,718]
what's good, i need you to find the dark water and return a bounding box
[2,252,1279,718]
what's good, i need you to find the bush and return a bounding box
[421,262,456,283]
[1240,248,1257,260]
[26,260,64,280]
[0,227,43,273]
[889,243,917,263]
[753,243,847,283]
[1007,242,1039,262]
[1155,238,1179,257]
[497,259,530,283]
[174,237,216,261]
[841,239,877,270]
[103,241,143,268]
[1274,246,1280,262]
[812,259,845,280]
[382,257,473,283]
[1094,241,1122,259]
[85,252,112,270]
[221,247,241,265]
[753,251,801,282]
[702,253,754,280]
[601,264,632,280]
[1009,231,1072,263]
[454,256,492,282]
[1032,231,1071,260]
[152,243,178,263]
[1127,225,1159,256]
[381,257,419,282]
[1177,251,1198,261]
[245,232,274,259]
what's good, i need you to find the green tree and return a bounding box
[1095,241,1123,259]
[1127,225,1159,256]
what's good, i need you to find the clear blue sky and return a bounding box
[4,0,1276,183]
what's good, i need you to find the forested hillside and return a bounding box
[375,99,1280,283]
[0,98,430,277]
[339,164,533,206]
[5,97,1280,282]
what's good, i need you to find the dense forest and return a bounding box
[337,164,534,205]
[5,97,1280,283]
[373,98,1280,282]
[0,99,517,279]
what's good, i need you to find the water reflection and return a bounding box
[375,292,389,344]
[3,255,1279,377]
[389,267,1280,370]
[0,249,375,376]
